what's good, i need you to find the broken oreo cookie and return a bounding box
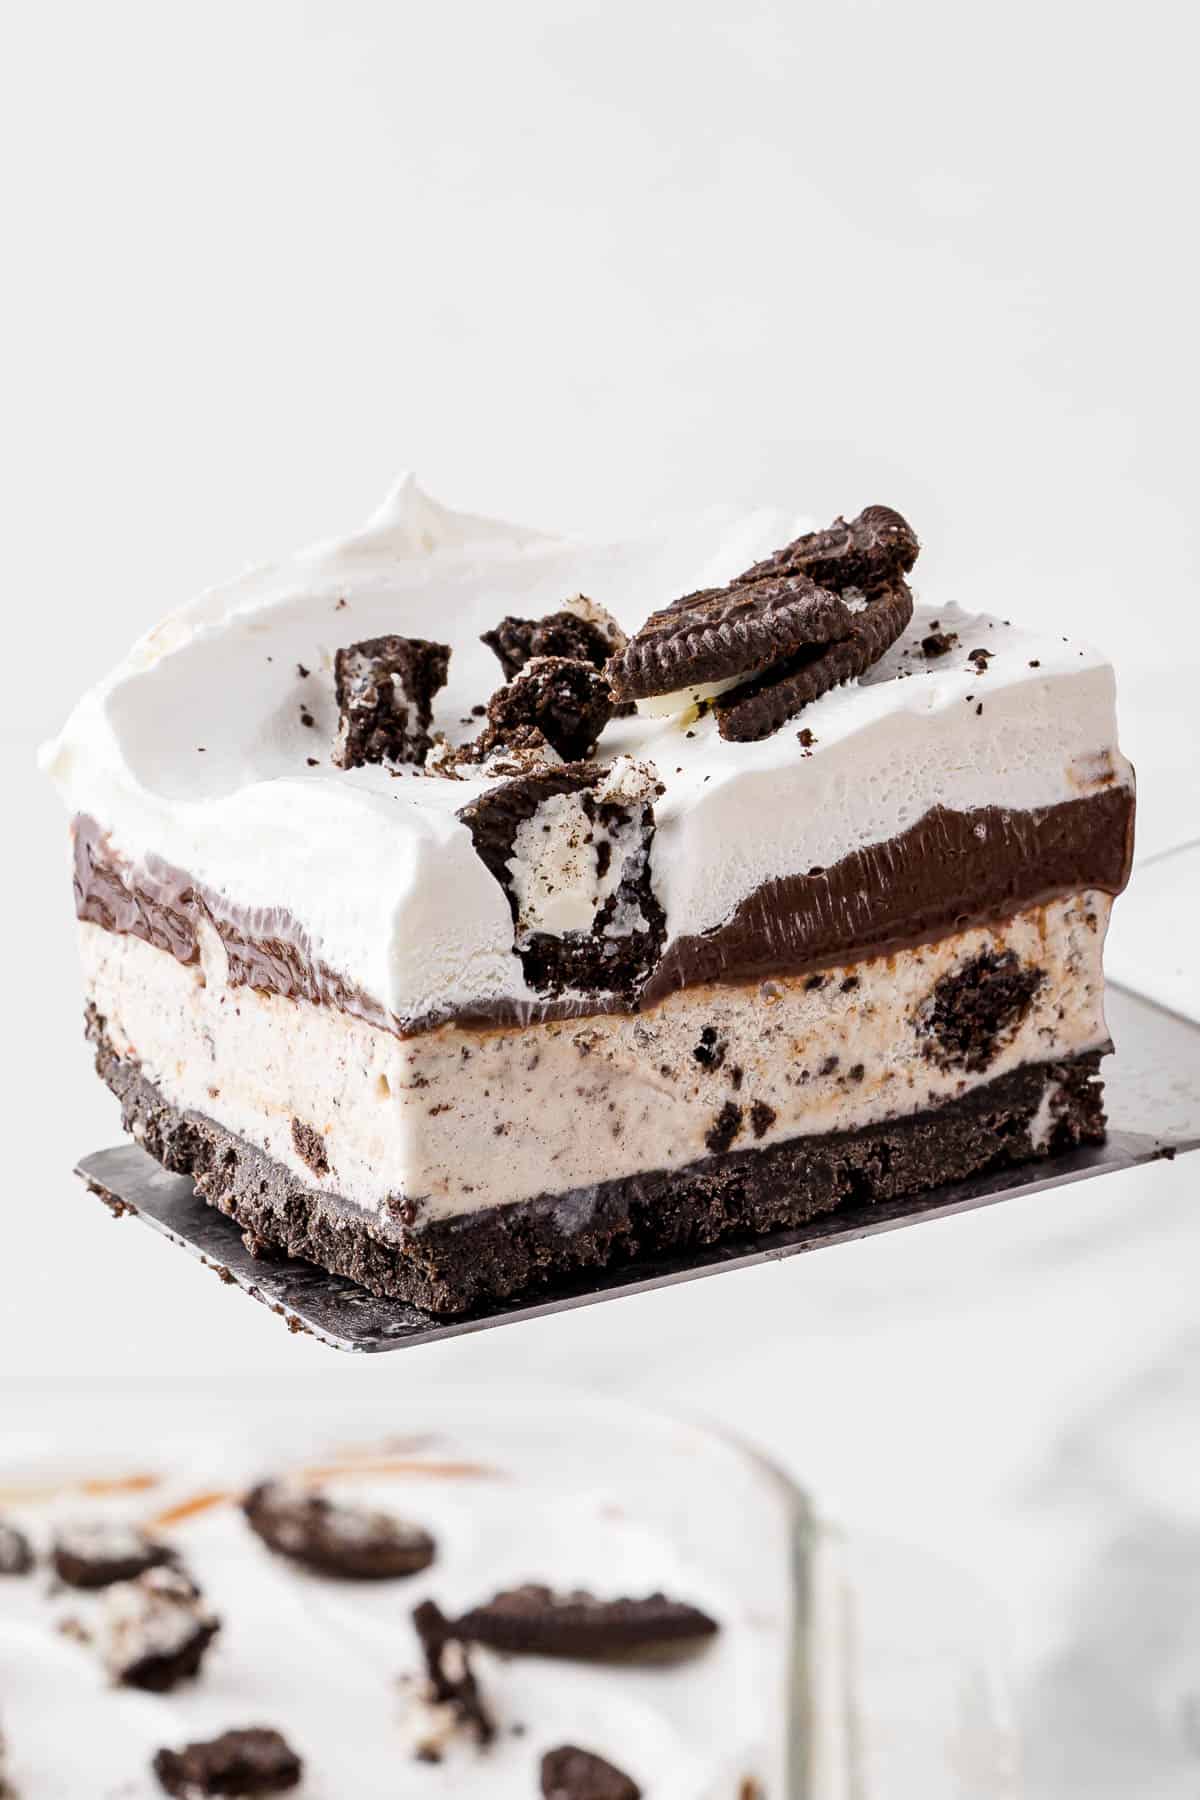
[732,502,919,592]
[542,1745,642,1800]
[411,1599,496,1752]
[101,1565,220,1692]
[481,656,613,763]
[482,595,626,681]
[0,1519,33,1576]
[52,1519,174,1590]
[607,572,852,704]
[607,505,918,741]
[918,949,1045,1074]
[714,579,913,743]
[450,1583,719,1660]
[242,1479,436,1579]
[153,1727,303,1796]
[458,757,665,999]
[332,634,450,769]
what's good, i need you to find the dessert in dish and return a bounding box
[43,478,1134,1312]
[0,1397,802,1794]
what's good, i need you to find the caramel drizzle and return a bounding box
[6,1454,499,1532]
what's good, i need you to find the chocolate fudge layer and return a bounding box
[44,480,1134,1310]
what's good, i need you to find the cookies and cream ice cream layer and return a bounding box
[79,889,1111,1221]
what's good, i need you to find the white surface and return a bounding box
[1106,842,1200,1028]
[3,3,1199,1795]
[40,476,1128,1026]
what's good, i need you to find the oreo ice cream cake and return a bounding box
[42,477,1134,1313]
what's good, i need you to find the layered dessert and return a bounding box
[43,478,1134,1312]
[0,1392,806,1794]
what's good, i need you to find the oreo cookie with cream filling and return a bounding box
[714,579,914,743]
[607,573,852,709]
[458,756,665,999]
[607,504,918,738]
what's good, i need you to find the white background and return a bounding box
[3,3,1199,1794]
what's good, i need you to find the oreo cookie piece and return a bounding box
[458,757,665,999]
[481,657,614,763]
[732,503,919,592]
[607,504,919,739]
[332,634,450,769]
[153,1727,303,1796]
[428,722,561,782]
[0,1519,33,1576]
[242,1479,436,1579]
[482,595,627,681]
[101,1565,220,1692]
[542,1745,642,1800]
[918,949,1045,1074]
[451,1584,719,1660]
[410,1599,496,1753]
[52,1519,174,1590]
[714,579,914,743]
[607,573,852,704]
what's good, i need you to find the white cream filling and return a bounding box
[508,792,626,938]
[634,672,745,717]
[80,891,1112,1225]
[506,758,658,944]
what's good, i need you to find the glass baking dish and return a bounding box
[0,1380,811,1798]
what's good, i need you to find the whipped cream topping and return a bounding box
[42,476,1132,1028]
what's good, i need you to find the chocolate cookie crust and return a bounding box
[87,1008,1106,1316]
